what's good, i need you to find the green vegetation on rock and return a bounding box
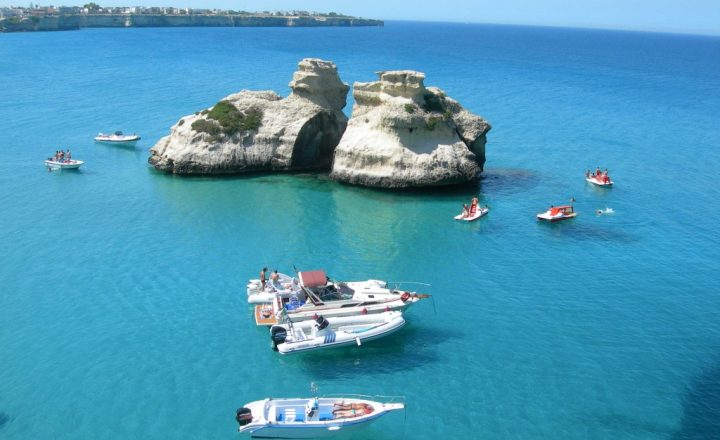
[191,100,263,139]
[191,119,221,136]
[404,103,416,114]
[426,116,441,131]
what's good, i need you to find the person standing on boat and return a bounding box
[260,267,268,290]
[66,149,71,161]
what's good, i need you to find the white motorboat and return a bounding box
[94,131,141,146]
[236,395,404,438]
[537,205,577,222]
[247,269,427,306]
[45,159,84,169]
[270,311,405,354]
[454,206,489,221]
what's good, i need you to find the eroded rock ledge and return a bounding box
[148,58,349,174]
[329,71,491,188]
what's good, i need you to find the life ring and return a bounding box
[400,292,411,302]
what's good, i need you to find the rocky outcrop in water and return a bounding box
[148,58,349,174]
[329,71,491,188]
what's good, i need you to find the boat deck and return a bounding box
[254,304,277,326]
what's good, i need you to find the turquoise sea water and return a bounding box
[1,22,719,439]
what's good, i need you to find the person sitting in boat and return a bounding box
[586,170,591,178]
[602,169,610,183]
[269,270,282,290]
[595,167,602,177]
[306,397,319,418]
[461,203,470,218]
[470,197,479,214]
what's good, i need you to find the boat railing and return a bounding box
[321,394,405,404]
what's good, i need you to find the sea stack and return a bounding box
[330,71,491,188]
[148,58,349,174]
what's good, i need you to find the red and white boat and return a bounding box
[537,205,576,222]
[586,173,613,187]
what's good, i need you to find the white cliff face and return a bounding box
[149,58,349,174]
[330,71,491,188]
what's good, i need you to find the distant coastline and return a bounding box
[0,10,383,33]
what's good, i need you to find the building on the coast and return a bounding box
[58,6,82,15]
[31,6,56,16]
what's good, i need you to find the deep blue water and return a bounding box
[1,22,719,439]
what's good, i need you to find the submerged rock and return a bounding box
[149,58,349,174]
[330,71,491,188]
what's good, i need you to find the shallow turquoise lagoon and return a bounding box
[1,22,719,439]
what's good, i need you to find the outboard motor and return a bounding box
[270,326,287,351]
[315,315,329,331]
[236,407,252,426]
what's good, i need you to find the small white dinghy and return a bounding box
[236,395,404,438]
[270,311,405,355]
[454,206,489,221]
[45,159,84,170]
[94,131,141,146]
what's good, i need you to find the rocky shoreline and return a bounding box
[149,59,491,189]
[0,14,383,32]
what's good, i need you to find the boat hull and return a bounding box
[586,177,613,187]
[454,207,489,221]
[45,159,83,169]
[238,397,404,439]
[274,312,406,354]
[94,139,139,147]
[537,212,577,222]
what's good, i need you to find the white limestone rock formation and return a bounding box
[330,71,491,188]
[149,58,349,174]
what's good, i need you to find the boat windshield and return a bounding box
[312,284,354,302]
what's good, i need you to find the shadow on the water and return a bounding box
[594,411,674,437]
[0,412,11,429]
[147,166,543,200]
[478,167,540,196]
[538,220,638,243]
[672,359,720,440]
[275,325,454,380]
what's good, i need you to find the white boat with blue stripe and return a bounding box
[270,311,405,355]
[236,395,404,438]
